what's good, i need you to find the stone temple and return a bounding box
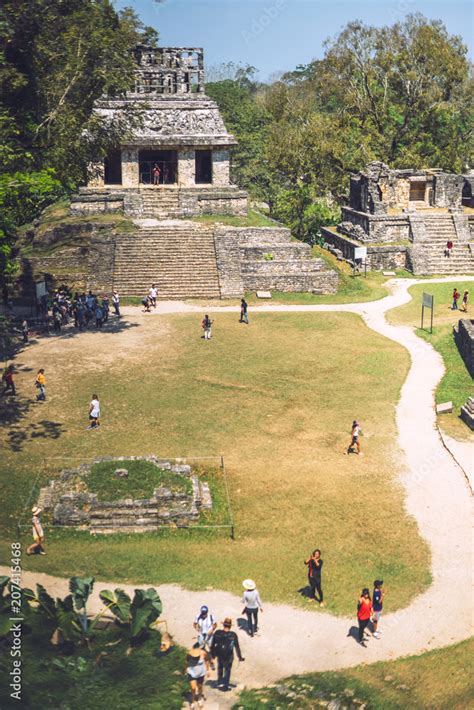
[322,162,474,274]
[72,46,247,218]
[66,46,337,298]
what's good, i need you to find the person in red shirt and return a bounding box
[357,587,372,646]
[152,164,161,186]
[1,364,16,396]
[452,288,460,310]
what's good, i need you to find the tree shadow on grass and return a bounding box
[0,363,66,451]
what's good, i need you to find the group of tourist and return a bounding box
[185,578,262,705]
[451,288,469,311]
[31,288,121,334]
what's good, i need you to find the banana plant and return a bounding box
[0,576,31,638]
[99,586,163,647]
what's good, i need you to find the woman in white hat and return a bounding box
[185,642,211,709]
[26,506,46,555]
[241,579,263,637]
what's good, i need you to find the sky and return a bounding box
[116,0,474,81]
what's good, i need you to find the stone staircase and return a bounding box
[113,221,221,298]
[139,187,181,218]
[418,215,474,274]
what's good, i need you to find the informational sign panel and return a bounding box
[35,281,47,300]
[354,246,368,261]
[421,292,434,333]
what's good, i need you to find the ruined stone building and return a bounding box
[51,46,336,298]
[322,162,474,275]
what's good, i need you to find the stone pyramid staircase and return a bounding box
[113,221,221,298]
[419,215,474,274]
[139,187,181,218]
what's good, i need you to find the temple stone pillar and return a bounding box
[88,164,105,188]
[212,149,230,186]
[122,148,139,187]
[178,149,195,186]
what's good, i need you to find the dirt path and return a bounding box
[2,276,473,709]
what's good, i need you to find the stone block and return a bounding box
[257,291,272,298]
[436,402,453,414]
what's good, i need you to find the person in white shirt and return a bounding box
[347,420,362,455]
[193,605,217,649]
[149,284,158,308]
[87,394,100,429]
[112,291,120,317]
[242,579,263,637]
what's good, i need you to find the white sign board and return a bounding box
[35,281,47,299]
[354,247,367,261]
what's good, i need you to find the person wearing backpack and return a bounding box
[194,605,217,649]
[201,314,213,340]
[210,617,244,691]
[35,369,46,401]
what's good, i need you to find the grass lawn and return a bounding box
[85,460,193,501]
[235,637,474,709]
[0,617,187,710]
[0,311,430,616]
[388,281,474,439]
[191,209,277,228]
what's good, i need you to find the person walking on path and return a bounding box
[26,506,46,556]
[210,617,244,692]
[371,579,384,639]
[242,579,263,637]
[35,369,46,401]
[304,549,324,606]
[357,588,372,647]
[87,394,100,429]
[452,288,460,310]
[1,365,16,397]
[112,291,120,317]
[346,420,362,455]
[149,284,158,308]
[239,298,249,324]
[185,643,211,709]
[201,315,213,340]
[194,605,217,649]
[460,290,469,312]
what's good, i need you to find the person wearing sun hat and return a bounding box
[185,642,211,709]
[210,617,244,691]
[26,506,46,556]
[242,579,263,637]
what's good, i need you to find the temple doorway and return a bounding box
[195,149,212,184]
[104,149,122,185]
[139,150,177,185]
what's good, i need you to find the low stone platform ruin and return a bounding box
[454,318,474,378]
[36,456,212,534]
[460,396,474,430]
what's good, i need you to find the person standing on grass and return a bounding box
[242,579,263,637]
[371,579,384,639]
[35,369,46,401]
[202,314,213,340]
[452,288,460,310]
[305,549,324,606]
[1,365,16,397]
[194,605,217,649]
[461,290,469,312]
[357,588,372,647]
[112,291,120,317]
[87,394,100,429]
[346,420,362,455]
[239,298,249,324]
[149,284,158,308]
[26,506,46,555]
[186,643,211,709]
[210,618,244,692]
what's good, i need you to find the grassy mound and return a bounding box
[86,460,192,501]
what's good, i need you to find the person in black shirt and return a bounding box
[305,548,324,606]
[371,579,384,638]
[239,299,249,324]
[210,617,244,691]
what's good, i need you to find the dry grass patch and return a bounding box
[1,310,430,615]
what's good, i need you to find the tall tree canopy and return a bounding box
[0,0,157,286]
